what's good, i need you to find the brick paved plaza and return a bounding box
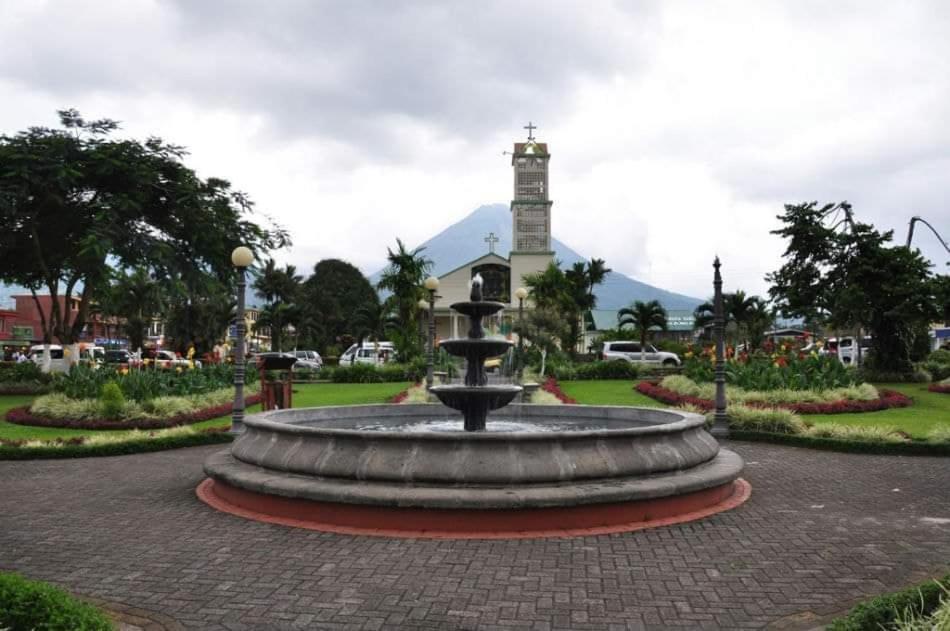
[1,441,948,630]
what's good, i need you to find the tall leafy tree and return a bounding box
[618,300,668,360]
[0,109,288,349]
[767,201,937,372]
[298,259,378,352]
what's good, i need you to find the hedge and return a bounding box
[728,430,950,456]
[635,380,913,415]
[0,571,113,630]
[4,394,261,431]
[0,428,234,461]
[827,573,950,631]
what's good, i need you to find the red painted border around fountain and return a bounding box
[196,477,751,540]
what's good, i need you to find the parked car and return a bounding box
[29,345,67,373]
[291,350,323,371]
[601,341,681,366]
[147,349,199,369]
[835,336,872,366]
[104,349,132,365]
[340,342,396,365]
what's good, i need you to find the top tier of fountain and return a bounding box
[429,275,522,431]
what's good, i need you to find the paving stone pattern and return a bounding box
[1,441,948,630]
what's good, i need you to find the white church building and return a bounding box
[430,126,554,342]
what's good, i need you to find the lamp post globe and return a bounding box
[424,276,440,292]
[231,246,254,268]
[514,287,528,301]
[230,246,254,434]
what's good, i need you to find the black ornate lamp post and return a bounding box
[424,276,439,389]
[514,286,528,383]
[230,246,254,434]
[712,256,729,437]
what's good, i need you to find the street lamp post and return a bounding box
[417,297,428,360]
[515,286,528,383]
[424,276,439,390]
[712,256,729,437]
[231,246,254,434]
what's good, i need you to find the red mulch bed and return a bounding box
[542,377,577,404]
[928,383,950,394]
[3,394,262,430]
[634,380,912,415]
[389,383,421,403]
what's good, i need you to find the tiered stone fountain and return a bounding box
[200,278,747,538]
[429,275,522,431]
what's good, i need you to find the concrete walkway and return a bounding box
[1,441,948,630]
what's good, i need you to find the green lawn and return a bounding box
[0,382,410,442]
[808,383,950,439]
[559,379,950,440]
[558,380,664,407]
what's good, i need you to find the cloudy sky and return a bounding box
[2,0,948,298]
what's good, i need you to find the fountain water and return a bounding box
[199,277,747,538]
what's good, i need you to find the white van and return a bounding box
[836,336,872,366]
[340,342,396,365]
[29,345,67,373]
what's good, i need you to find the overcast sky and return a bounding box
[1,0,948,298]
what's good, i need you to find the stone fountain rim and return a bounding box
[241,403,708,442]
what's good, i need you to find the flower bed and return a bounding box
[541,377,577,404]
[635,380,912,415]
[4,393,261,430]
[0,425,234,460]
[928,382,950,394]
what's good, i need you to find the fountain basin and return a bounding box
[201,403,746,538]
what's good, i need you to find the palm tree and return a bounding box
[110,268,165,351]
[376,239,432,359]
[618,300,668,361]
[744,297,774,351]
[585,258,611,308]
[253,259,302,351]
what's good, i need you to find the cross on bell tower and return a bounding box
[484,232,499,254]
[524,121,537,141]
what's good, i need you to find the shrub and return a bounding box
[683,350,857,391]
[51,363,253,401]
[806,424,909,443]
[0,571,113,630]
[927,426,950,444]
[98,382,126,419]
[550,361,640,381]
[726,405,808,435]
[0,360,51,384]
[828,575,950,631]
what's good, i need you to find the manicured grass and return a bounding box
[808,383,950,439]
[557,380,665,407]
[0,382,410,442]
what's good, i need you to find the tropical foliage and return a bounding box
[618,300,667,358]
[376,238,433,361]
[49,363,254,401]
[766,201,938,373]
[0,109,288,346]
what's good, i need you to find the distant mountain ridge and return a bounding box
[370,204,702,311]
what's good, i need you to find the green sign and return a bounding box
[11,325,33,340]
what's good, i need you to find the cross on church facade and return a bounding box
[484,232,499,254]
[524,121,536,141]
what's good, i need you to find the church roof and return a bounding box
[437,252,510,280]
[513,142,549,156]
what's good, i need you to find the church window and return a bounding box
[472,264,510,302]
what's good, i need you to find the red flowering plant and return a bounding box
[682,342,856,392]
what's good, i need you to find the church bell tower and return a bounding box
[511,122,552,252]
[508,122,554,303]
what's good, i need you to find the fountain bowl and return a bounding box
[200,403,747,538]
